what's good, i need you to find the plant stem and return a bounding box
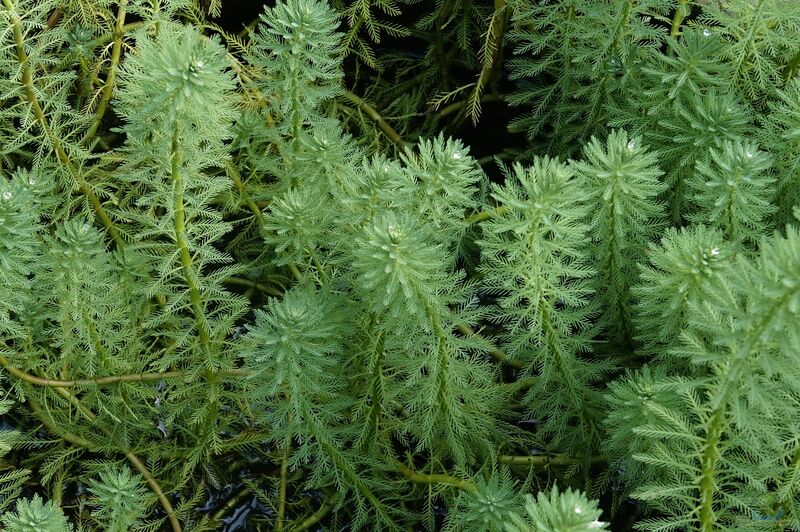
[394,460,476,491]
[462,0,508,125]
[784,49,800,80]
[0,355,249,387]
[211,486,251,521]
[499,454,606,467]
[28,394,182,531]
[670,0,689,38]
[3,0,122,245]
[171,127,211,349]
[83,0,127,144]
[698,408,723,531]
[434,0,453,91]
[436,94,504,121]
[224,162,303,284]
[465,206,509,224]
[277,438,290,531]
[342,90,406,148]
[291,492,341,531]
[223,276,283,297]
[227,162,265,226]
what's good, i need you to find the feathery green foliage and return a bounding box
[571,130,666,348]
[1,0,800,529]
[478,157,606,456]
[1,494,72,532]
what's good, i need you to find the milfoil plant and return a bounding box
[0,0,799,530]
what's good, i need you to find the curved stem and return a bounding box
[277,437,290,531]
[28,392,182,531]
[456,324,524,369]
[124,450,182,532]
[462,0,507,125]
[223,276,283,297]
[698,409,723,531]
[171,128,211,349]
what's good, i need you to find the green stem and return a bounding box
[462,0,508,125]
[288,263,303,282]
[696,299,785,529]
[291,492,341,532]
[421,297,453,440]
[360,329,386,450]
[3,0,122,245]
[223,276,283,297]
[211,486,251,521]
[670,0,689,38]
[436,94,504,121]
[783,49,800,81]
[465,205,509,224]
[698,409,723,531]
[28,393,182,532]
[394,460,475,491]
[227,162,265,226]
[277,439,290,531]
[499,454,606,467]
[342,90,406,148]
[434,0,453,91]
[83,0,127,144]
[224,162,304,283]
[0,355,248,387]
[170,128,212,351]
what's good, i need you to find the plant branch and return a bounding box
[277,437,290,531]
[462,0,508,125]
[83,0,127,144]
[670,1,689,38]
[27,389,182,531]
[499,454,606,467]
[395,460,476,491]
[223,276,283,297]
[3,0,122,246]
[0,355,248,388]
[291,492,341,531]
[342,90,406,148]
[465,205,509,224]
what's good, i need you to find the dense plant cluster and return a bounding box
[0,0,799,530]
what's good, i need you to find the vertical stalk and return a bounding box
[697,302,784,530]
[360,327,386,450]
[434,0,453,91]
[171,128,211,348]
[3,0,122,246]
[698,409,723,531]
[670,0,689,38]
[421,297,452,429]
[83,0,128,144]
[276,434,290,531]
